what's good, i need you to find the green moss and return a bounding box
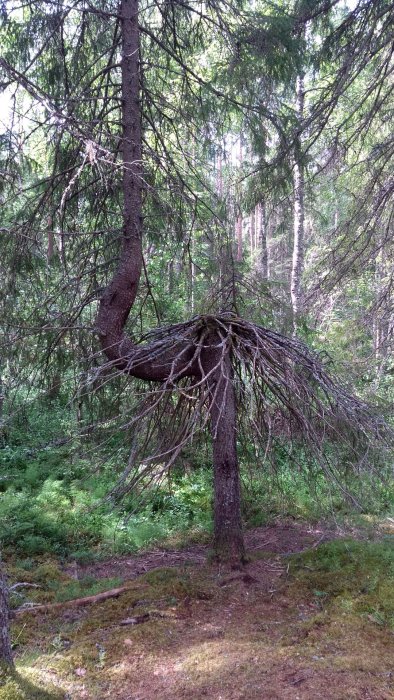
[6,548,394,700]
[140,566,213,600]
[0,672,65,700]
[53,576,123,603]
[8,556,124,611]
[288,539,394,630]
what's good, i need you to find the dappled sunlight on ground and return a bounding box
[5,521,394,699]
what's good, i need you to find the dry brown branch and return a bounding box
[14,585,131,616]
[101,312,389,504]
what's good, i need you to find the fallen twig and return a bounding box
[119,613,150,625]
[15,585,131,616]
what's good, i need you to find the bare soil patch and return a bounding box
[66,519,335,581]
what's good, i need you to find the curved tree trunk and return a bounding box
[96,0,142,365]
[95,0,245,564]
[96,0,197,383]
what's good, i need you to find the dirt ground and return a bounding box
[65,519,333,580]
[9,521,394,700]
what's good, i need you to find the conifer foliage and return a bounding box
[0,0,393,581]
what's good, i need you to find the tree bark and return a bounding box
[254,204,259,251]
[216,151,223,197]
[202,337,245,564]
[0,363,4,425]
[96,0,143,366]
[95,0,246,564]
[47,217,54,263]
[250,207,255,259]
[236,138,243,262]
[257,201,268,279]
[0,561,13,680]
[236,214,243,262]
[291,73,305,334]
[96,0,197,382]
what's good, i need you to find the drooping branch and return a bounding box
[100,313,388,504]
[93,1,389,565]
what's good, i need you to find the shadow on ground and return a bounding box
[8,521,394,700]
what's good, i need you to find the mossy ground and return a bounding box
[3,523,394,699]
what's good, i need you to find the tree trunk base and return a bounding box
[212,537,247,568]
[203,336,246,567]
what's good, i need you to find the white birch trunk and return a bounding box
[291,74,305,333]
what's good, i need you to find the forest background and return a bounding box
[0,0,393,576]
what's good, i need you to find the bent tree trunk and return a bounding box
[96,0,245,563]
[0,561,13,681]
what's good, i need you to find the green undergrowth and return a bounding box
[288,538,394,631]
[0,672,65,700]
[2,456,393,561]
[1,399,393,560]
[0,471,213,559]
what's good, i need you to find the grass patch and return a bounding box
[7,557,124,610]
[51,576,124,603]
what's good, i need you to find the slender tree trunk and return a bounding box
[58,228,67,271]
[47,215,61,402]
[47,216,54,263]
[291,74,305,334]
[0,363,4,425]
[216,148,233,311]
[257,201,268,279]
[168,258,174,295]
[373,243,384,361]
[250,207,255,259]
[236,215,242,262]
[0,561,13,680]
[47,369,61,401]
[216,151,223,197]
[190,235,195,314]
[254,204,259,251]
[203,337,245,564]
[236,138,243,262]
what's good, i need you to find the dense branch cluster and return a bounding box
[100,312,387,502]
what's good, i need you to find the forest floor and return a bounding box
[3,518,394,700]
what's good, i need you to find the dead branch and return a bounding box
[99,312,390,502]
[14,585,131,616]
